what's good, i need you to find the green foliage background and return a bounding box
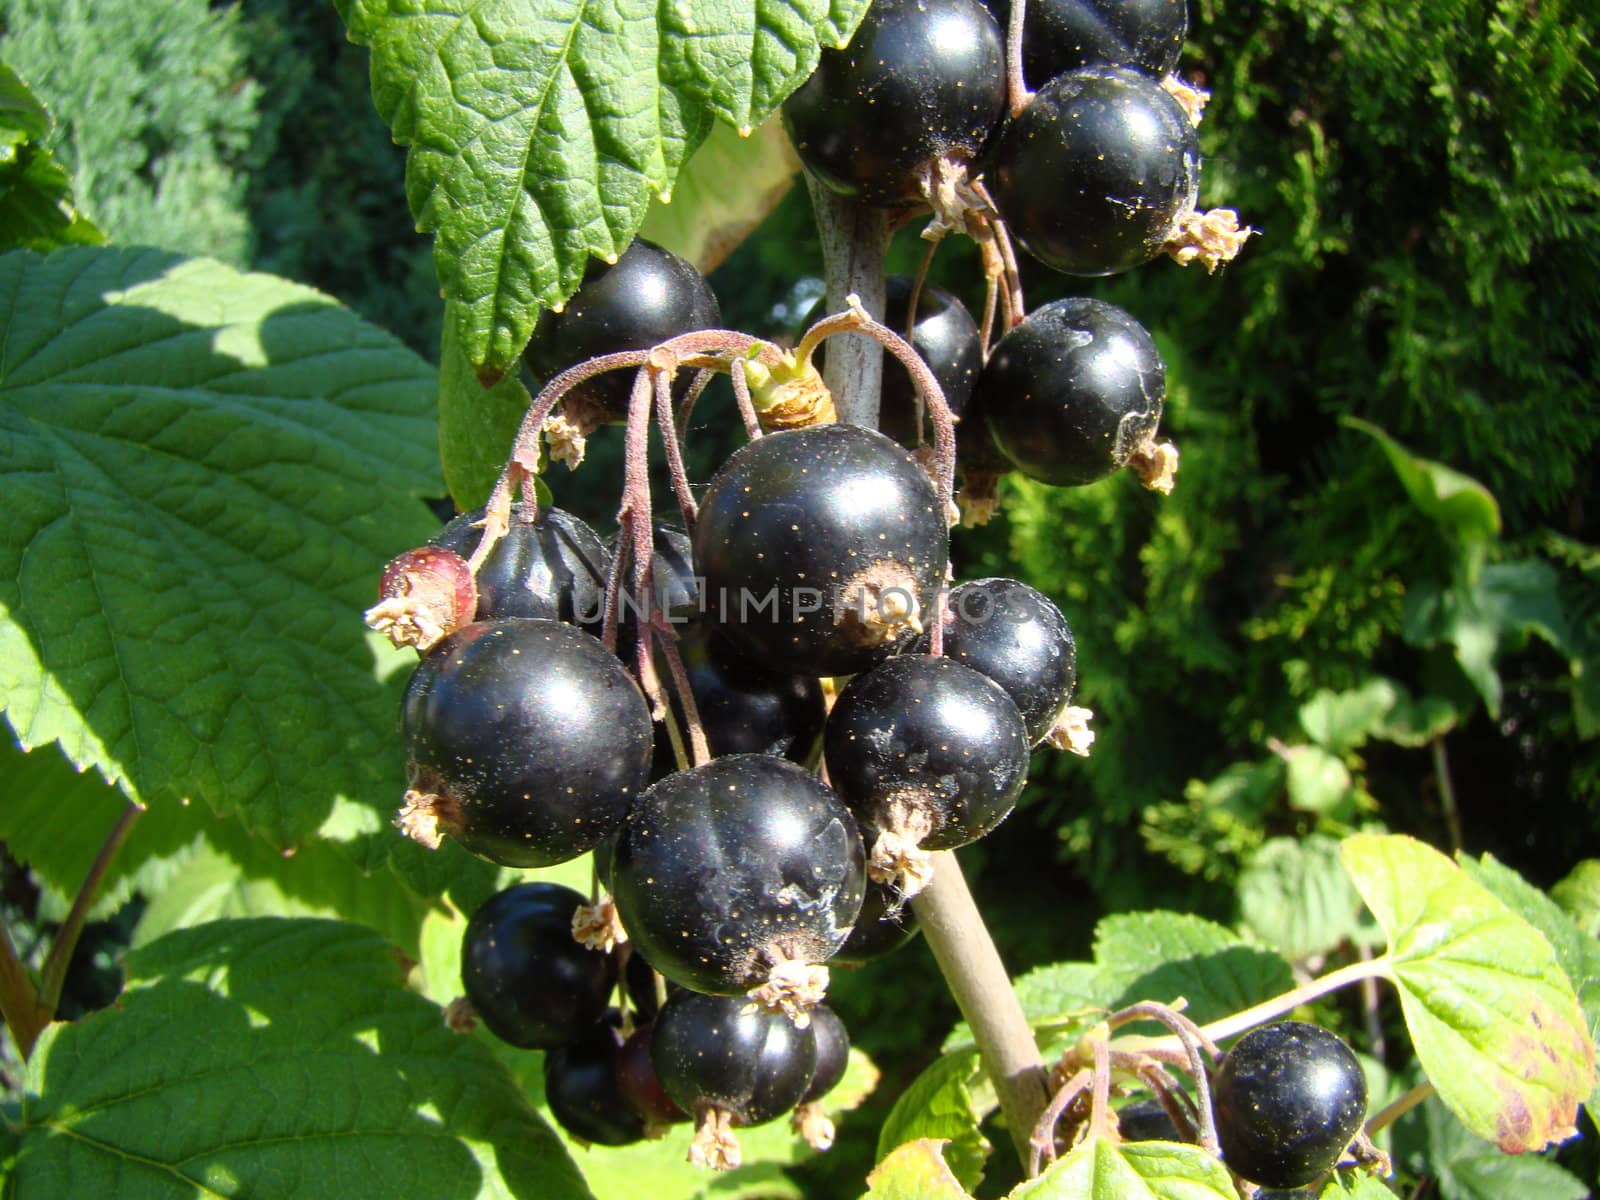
[1,0,1596,1195]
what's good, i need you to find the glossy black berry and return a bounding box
[524,238,721,423]
[615,1022,689,1128]
[665,621,826,764]
[977,297,1169,488]
[983,0,1186,84]
[545,1023,647,1146]
[432,502,610,633]
[806,276,983,450]
[1115,1096,1186,1143]
[609,524,699,659]
[782,0,1007,207]
[834,876,921,964]
[460,883,615,1049]
[1212,1021,1368,1189]
[398,618,652,866]
[990,66,1199,276]
[651,991,819,1127]
[915,577,1078,744]
[825,655,1029,895]
[694,424,948,676]
[799,1005,850,1105]
[611,755,865,1001]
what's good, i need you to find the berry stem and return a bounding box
[805,175,889,429]
[1366,1079,1436,1136]
[0,918,46,1060]
[38,801,142,1015]
[1002,0,1032,116]
[654,368,699,531]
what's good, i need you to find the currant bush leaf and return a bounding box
[438,299,536,511]
[1006,1139,1239,1199]
[0,65,104,252]
[1550,860,1600,937]
[1341,833,1597,1152]
[1419,1095,1588,1200]
[1238,836,1367,962]
[866,1139,975,1200]
[1345,418,1499,546]
[336,0,866,380]
[0,247,500,906]
[1094,911,1296,1026]
[9,918,594,1199]
[876,1049,992,1192]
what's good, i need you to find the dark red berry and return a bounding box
[989,66,1199,276]
[398,618,652,866]
[545,1022,647,1146]
[824,654,1030,896]
[782,0,1006,207]
[1212,1021,1368,1189]
[693,424,948,676]
[611,755,864,1013]
[460,882,615,1049]
[524,238,721,424]
[366,545,480,651]
[432,502,611,633]
[977,297,1173,491]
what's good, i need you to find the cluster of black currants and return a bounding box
[783,0,1255,519]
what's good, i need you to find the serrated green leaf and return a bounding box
[1341,834,1596,1153]
[864,1138,975,1200]
[1550,861,1600,938]
[1320,1173,1401,1198]
[1007,1138,1239,1199]
[1420,1094,1588,1200]
[0,247,447,865]
[0,65,105,252]
[640,116,798,273]
[439,298,536,510]
[876,1049,991,1193]
[1239,836,1365,961]
[1094,912,1296,1027]
[10,917,594,1198]
[1284,746,1353,814]
[1345,419,1499,546]
[945,960,1108,1054]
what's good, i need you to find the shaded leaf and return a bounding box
[438,299,537,511]
[1345,418,1499,545]
[0,65,104,252]
[1341,834,1596,1152]
[1238,836,1366,961]
[1298,679,1402,754]
[1420,1094,1587,1200]
[10,918,593,1198]
[1007,1138,1239,1199]
[1095,912,1296,1027]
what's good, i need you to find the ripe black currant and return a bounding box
[693,423,948,676]
[651,990,819,1169]
[984,0,1186,84]
[792,1002,851,1150]
[610,524,699,659]
[459,882,615,1049]
[989,66,1199,276]
[545,1022,648,1146]
[781,0,1006,207]
[524,238,721,425]
[1115,1096,1186,1143]
[611,754,864,1018]
[915,577,1083,748]
[615,1022,689,1131]
[398,618,652,866]
[834,876,921,964]
[976,297,1175,492]
[432,502,611,633]
[824,654,1030,896]
[665,621,826,764]
[807,276,983,450]
[1212,1020,1368,1189]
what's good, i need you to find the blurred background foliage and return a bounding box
[1,0,1596,1193]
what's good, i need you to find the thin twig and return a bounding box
[0,919,47,1060]
[1432,736,1463,854]
[39,802,142,1013]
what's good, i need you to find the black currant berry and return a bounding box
[915,577,1084,749]
[609,524,699,658]
[524,238,721,425]
[459,882,615,1049]
[1212,1021,1368,1189]
[977,297,1175,492]
[615,1022,689,1130]
[792,1002,851,1149]
[693,423,948,676]
[781,0,1006,208]
[398,618,652,866]
[984,0,1186,84]
[545,1023,647,1146]
[611,755,864,1018]
[432,502,611,633]
[825,655,1030,896]
[834,876,921,964]
[1115,1096,1187,1143]
[805,277,983,450]
[651,990,819,1169]
[667,621,826,763]
[989,66,1199,277]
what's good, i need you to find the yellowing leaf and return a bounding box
[865,1139,975,1200]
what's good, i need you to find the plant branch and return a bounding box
[39,801,142,1015]
[805,175,889,427]
[0,918,47,1060]
[1366,1079,1436,1136]
[1432,736,1463,854]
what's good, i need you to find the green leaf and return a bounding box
[1298,678,1402,754]
[639,117,798,273]
[1320,1174,1401,1198]
[1238,836,1366,961]
[1420,1094,1588,1200]
[945,960,1108,1055]
[438,299,536,511]
[1345,418,1500,546]
[1340,834,1596,1152]
[0,248,448,867]
[1094,912,1296,1027]
[865,1139,975,1200]
[876,1049,991,1193]
[0,65,105,252]
[10,917,594,1198]
[1006,1138,1239,1199]
[1550,860,1600,938]
[1284,745,1354,814]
